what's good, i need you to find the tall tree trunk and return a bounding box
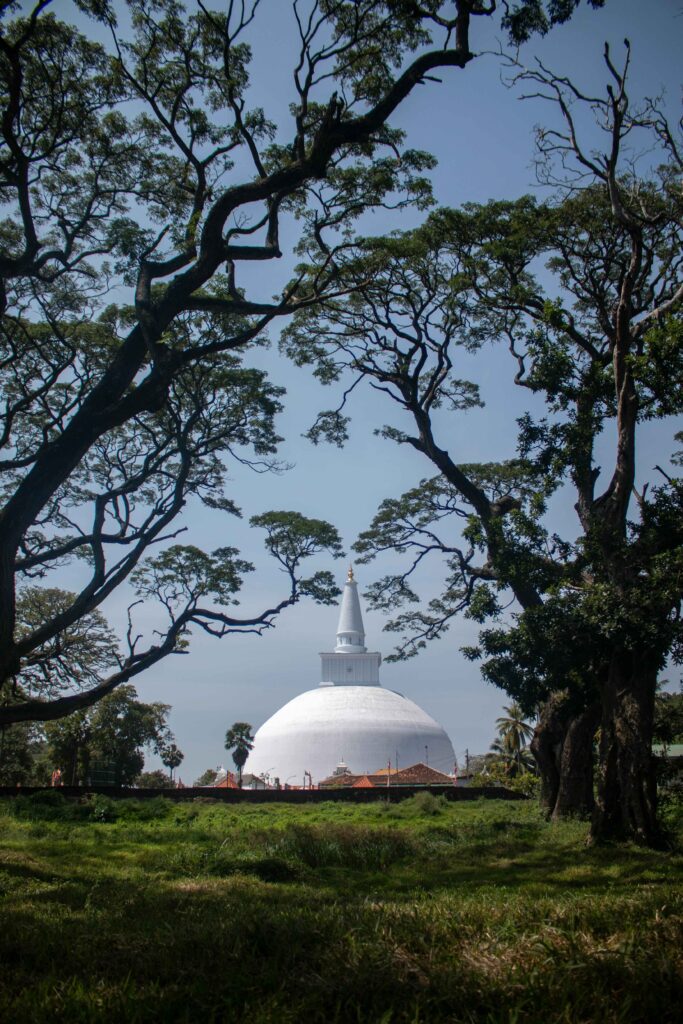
[591,652,659,845]
[552,700,599,820]
[531,693,598,820]
[531,694,566,816]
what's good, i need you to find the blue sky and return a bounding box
[66,0,682,783]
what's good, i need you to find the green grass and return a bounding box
[0,792,681,1023]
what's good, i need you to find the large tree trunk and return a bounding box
[531,693,598,820]
[531,694,566,816]
[552,701,599,820]
[591,652,659,846]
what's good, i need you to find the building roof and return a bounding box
[392,762,453,785]
[320,761,454,789]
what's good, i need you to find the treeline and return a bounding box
[0,685,182,788]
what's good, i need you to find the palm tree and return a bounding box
[224,722,254,788]
[160,742,184,782]
[492,703,535,775]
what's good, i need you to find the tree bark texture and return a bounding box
[531,693,598,820]
[591,653,659,845]
[530,695,566,816]
[552,700,599,821]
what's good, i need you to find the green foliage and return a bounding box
[132,544,253,611]
[655,686,683,747]
[225,722,254,783]
[44,685,177,787]
[193,766,220,787]
[4,0,483,725]
[471,762,541,797]
[14,588,119,699]
[8,789,80,821]
[291,167,682,799]
[501,1,606,43]
[383,790,451,817]
[159,743,184,778]
[135,769,177,790]
[249,511,344,604]
[0,718,49,786]
[7,790,177,823]
[269,822,415,870]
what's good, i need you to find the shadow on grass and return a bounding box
[1,862,681,1024]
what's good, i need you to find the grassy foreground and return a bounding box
[0,792,681,1023]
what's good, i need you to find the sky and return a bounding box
[55,0,683,784]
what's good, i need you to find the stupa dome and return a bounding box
[245,568,455,785]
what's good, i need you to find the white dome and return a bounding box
[245,684,455,785]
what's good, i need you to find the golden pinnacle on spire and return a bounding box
[347,564,354,582]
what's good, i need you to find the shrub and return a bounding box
[134,770,176,790]
[393,792,450,817]
[113,797,175,822]
[9,789,87,821]
[87,794,118,822]
[470,764,539,797]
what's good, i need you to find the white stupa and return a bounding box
[245,568,455,785]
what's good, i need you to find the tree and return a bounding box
[160,741,184,780]
[225,721,254,787]
[193,766,220,787]
[492,702,534,774]
[43,709,91,787]
[282,45,682,844]
[0,0,603,728]
[13,588,120,701]
[44,683,178,786]
[0,716,48,785]
[135,768,176,789]
[654,685,683,749]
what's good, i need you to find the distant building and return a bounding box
[213,767,239,789]
[245,569,456,785]
[319,761,455,789]
[240,773,272,790]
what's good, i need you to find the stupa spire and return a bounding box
[335,565,366,653]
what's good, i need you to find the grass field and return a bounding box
[0,791,681,1023]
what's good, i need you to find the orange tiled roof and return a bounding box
[351,775,376,788]
[391,762,452,785]
[320,761,453,788]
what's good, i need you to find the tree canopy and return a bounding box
[225,720,254,785]
[0,1,609,794]
[44,682,178,786]
[0,0,485,725]
[282,43,683,842]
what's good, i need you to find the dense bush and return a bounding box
[470,764,540,796]
[8,790,176,823]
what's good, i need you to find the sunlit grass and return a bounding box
[1,792,681,1022]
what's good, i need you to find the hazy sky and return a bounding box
[72,0,682,784]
